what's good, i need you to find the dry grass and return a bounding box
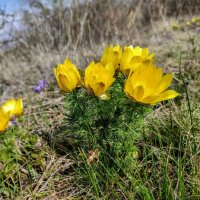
[1,0,200,95]
[0,1,199,79]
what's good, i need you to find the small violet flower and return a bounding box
[34,85,42,93]
[11,119,17,125]
[34,80,46,93]
[39,80,46,89]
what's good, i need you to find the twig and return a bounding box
[28,155,56,199]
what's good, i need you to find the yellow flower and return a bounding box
[84,61,115,97]
[120,46,154,75]
[196,22,200,26]
[172,22,181,30]
[100,44,122,70]
[1,98,23,117]
[124,64,179,105]
[54,58,81,92]
[0,108,10,132]
[192,17,198,23]
[185,20,190,26]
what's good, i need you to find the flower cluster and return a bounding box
[0,98,23,132]
[54,45,179,104]
[172,17,200,31]
[186,16,200,27]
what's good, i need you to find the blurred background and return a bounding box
[0,0,200,99]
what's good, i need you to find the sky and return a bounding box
[0,0,24,46]
[0,0,21,13]
[0,0,72,46]
[0,0,73,13]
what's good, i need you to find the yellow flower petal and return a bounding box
[142,96,159,105]
[0,109,10,132]
[120,46,154,75]
[2,98,23,117]
[156,74,173,94]
[84,61,115,97]
[153,90,179,103]
[93,82,106,96]
[144,67,162,96]
[100,44,122,70]
[54,58,81,92]
[54,68,62,89]
[59,75,71,92]
[133,85,144,101]
[124,64,179,105]
[104,63,115,77]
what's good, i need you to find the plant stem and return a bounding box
[72,90,95,138]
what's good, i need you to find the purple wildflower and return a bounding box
[34,80,46,93]
[34,85,42,93]
[11,119,17,125]
[39,80,46,89]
